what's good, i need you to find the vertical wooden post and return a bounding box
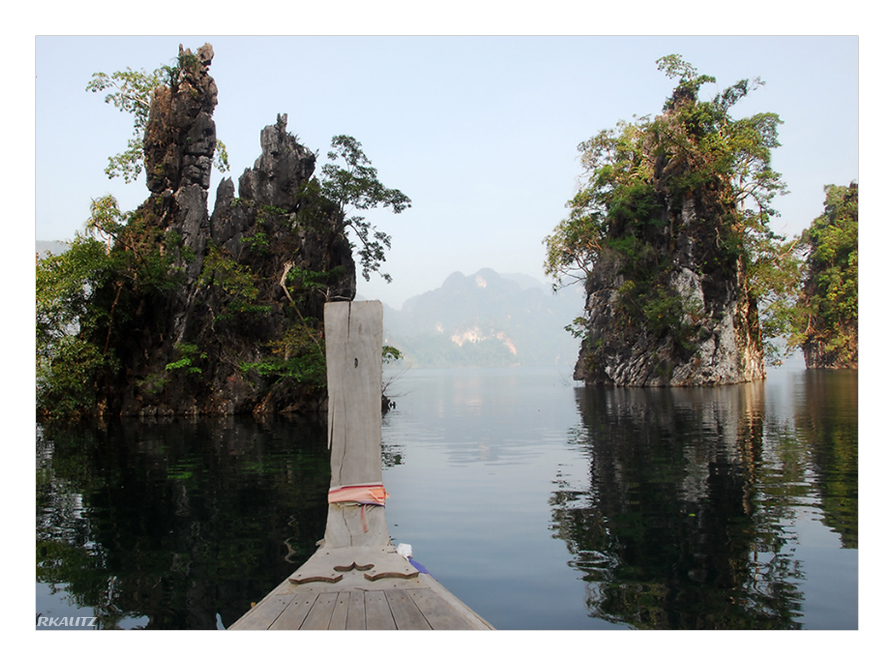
[322,301,389,547]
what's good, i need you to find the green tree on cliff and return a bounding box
[37,236,115,419]
[37,196,190,418]
[544,55,794,361]
[789,183,858,367]
[86,52,230,182]
[319,135,411,282]
[545,54,787,288]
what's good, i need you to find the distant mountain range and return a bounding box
[375,268,584,368]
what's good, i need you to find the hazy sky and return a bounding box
[35,35,858,309]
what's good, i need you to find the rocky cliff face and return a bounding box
[801,318,858,370]
[575,211,764,387]
[101,44,355,417]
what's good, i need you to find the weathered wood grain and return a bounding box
[324,301,383,487]
[363,589,397,630]
[345,591,366,630]
[301,591,338,630]
[323,301,389,548]
[385,589,432,629]
[321,503,389,549]
[289,545,418,585]
[268,592,317,630]
[325,591,349,630]
[231,577,495,630]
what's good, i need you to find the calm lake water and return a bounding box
[36,364,857,630]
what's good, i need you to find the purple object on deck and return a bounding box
[409,558,433,578]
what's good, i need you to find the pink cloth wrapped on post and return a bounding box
[327,484,389,506]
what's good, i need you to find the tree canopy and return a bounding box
[789,182,858,367]
[36,221,185,418]
[543,55,801,369]
[319,135,411,282]
[544,55,787,293]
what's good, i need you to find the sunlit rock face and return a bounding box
[144,43,219,195]
[450,325,518,356]
[235,114,317,211]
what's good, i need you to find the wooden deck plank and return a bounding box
[268,591,317,630]
[384,589,432,630]
[346,590,366,630]
[363,590,397,630]
[406,588,479,630]
[327,592,351,630]
[231,571,495,630]
[301,592,339,630]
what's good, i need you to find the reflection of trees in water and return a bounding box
[36,416,331,629]
[551,383,807,629]
[799,371,858,548]
[381,437,405,468]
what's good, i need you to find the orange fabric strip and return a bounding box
[327,484,389,506]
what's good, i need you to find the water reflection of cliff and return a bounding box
[36,416,332,629]
[551,382,807,629]
[798,370,858,548]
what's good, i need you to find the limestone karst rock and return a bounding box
[101,44,355,417]
[572,92,765,387]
